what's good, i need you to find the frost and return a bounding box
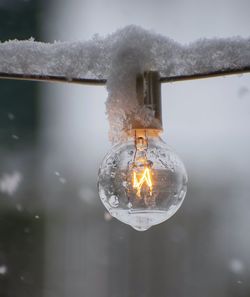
[0,171,22,195]
[0,25,250,141]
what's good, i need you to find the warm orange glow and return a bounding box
[133,167,153,197]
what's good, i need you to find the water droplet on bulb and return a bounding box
[109,195,119,207]
[127,202,132,208]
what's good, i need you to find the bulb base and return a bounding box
[130,71,163,131]
[127,128,162,138]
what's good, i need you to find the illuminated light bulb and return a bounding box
[98,71,188,231]
[98,130,187,231]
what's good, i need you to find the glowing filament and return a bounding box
[133,167,153,197]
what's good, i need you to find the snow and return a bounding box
[229,258,244,274]
[0,265,7,275]
[8,113,15,120]
[11,134,19,140]
[16,203,23,212]
[0,171,22,196]
[78,186,96,205]
[1,26,249,81]
[0,25,250,142]
[54,171,66,184]
[0,36,109,80]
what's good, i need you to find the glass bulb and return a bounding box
[98,130,188,231]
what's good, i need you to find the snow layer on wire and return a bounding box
[1,26,250,80]
[0,25,250,142]
[0,36,110,80]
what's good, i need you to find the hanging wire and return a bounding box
[0,72,106,85]
[0,65,250,86]
[160,66,250,83]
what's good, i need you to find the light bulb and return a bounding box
[98,71,188,231]
[98,130,187,231]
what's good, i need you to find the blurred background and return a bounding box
[0,0,250,296]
